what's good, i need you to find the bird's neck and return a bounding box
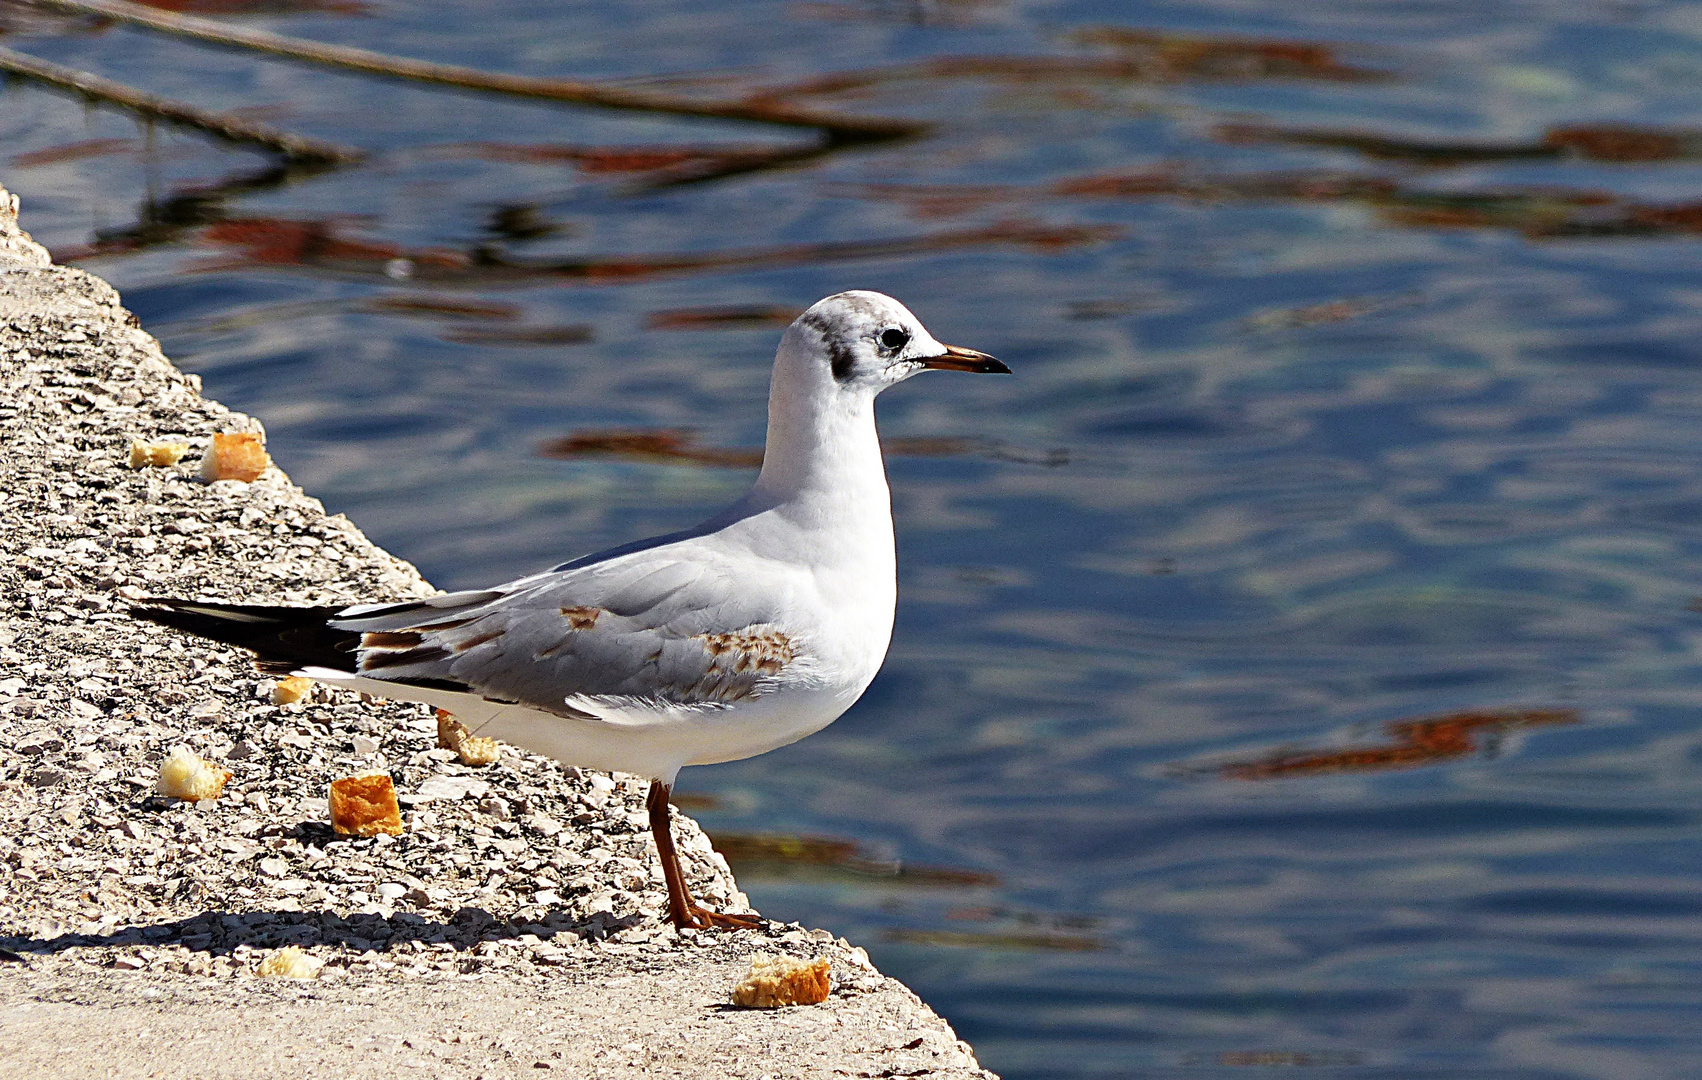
[746,391,896,669]
[754,390,887,505]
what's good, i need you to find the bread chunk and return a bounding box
[156,746,232,802]
[271,675,312,705]
[329,772,404,836]
[436,708,501,766]
[128,440,189,468]
[731,953,832,1007]
[256,946,323,980]
[198,432,271,482]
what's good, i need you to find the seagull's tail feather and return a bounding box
[130,599,359,676]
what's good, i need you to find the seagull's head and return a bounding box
[778,290,1009,401]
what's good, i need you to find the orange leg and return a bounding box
[647,780,763,930]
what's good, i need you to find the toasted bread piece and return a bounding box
[436,708,501,766]
[435,708,463,750]
[198,432,271,482]
[329,772,404,836]
[731,953,832,1007]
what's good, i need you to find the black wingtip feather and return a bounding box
[130,599,361,673]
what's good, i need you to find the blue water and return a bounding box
[10,0,1702,1075]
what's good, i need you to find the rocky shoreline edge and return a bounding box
[0,184,994,1080]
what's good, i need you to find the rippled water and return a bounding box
[11,0,1702,1075]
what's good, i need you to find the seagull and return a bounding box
[132,290,1008,929]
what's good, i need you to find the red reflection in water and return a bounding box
[1214,709,1577,780]
[647,305,804,329]
[1544,125,1701,162]
[539,428,995,468]
[708,831,999,886]
[129,0,373,13]
[750,27,1388,103]
[441,325,592,346]
[845,168,1702,239]
[10,138,139,168]
[150,215,1116,281]
[540,427,1067,468]
[198,217,468,275]
[541,430,764,468]
[361,295,520,320]
[1216,122,1702,166]
[1244,292,1425,331]
[882,927,1104,951]
[1067,26,1391,83]
[439,142,797,174]
[790,0,1008,29]
[427,140,842,189]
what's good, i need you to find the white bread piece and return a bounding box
[156,746,232,802]
[271,675,312,705]
[128,440,189,468]
[256,946,323,980]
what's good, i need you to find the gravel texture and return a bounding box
[0,184,995,1079]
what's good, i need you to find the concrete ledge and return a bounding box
[0,184,995,1080]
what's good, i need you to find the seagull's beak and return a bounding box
[918,344,1011,374]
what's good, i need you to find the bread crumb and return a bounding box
[437,708,501,766]
[156,746,232,802]
[198,432,271,482]
[731,953,831,1007]
[271,675,312,705]
[435,709,462,749]
[128,440,189,468]
[329,772,404,836]
[256,946,323,980]
[457,734,500,766]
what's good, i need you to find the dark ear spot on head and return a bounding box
[799,310,857,381]
[828,338,855,381]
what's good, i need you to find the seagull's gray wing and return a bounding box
[328,548,815,717]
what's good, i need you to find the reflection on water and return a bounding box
[885,927,1105,951]
[440,324,593,346]
[1063,26,1390,83]
[750,27,1391,101]
[790,0,1010,31]
[854,168,1702,239]
[430,140,841,188]
[1217,122,1702,167]
[47,161,339,260]
[647,304,803,329]
[10,136,141,167]
[538,427,1067,468]
[69,212,1115,282]
[129,0,374,13]
[1180,709,1579,781]
[10,0,1702,1076]
[543,428,769,468]
[1242,292,1425,331]
[362,295,520,321]
[709,831,1000,886]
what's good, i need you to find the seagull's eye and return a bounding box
[879,328,910,351]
